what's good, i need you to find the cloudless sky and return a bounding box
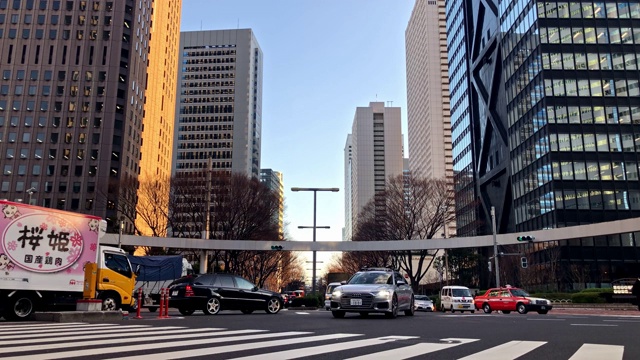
[181,1,415,277]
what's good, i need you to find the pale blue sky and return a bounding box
[181,1,415,274]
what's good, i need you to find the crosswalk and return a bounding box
[0,322,625,359]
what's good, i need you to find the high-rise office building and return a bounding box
[405,0,452,181]
[451,0,640,286]
[260,168,284,237]
[0,0,179,232]
[173,29,263,179]
[136,0,181,237]
[346,102,403,233]
[406,0,456,236]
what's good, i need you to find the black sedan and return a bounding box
[169,273,283,315]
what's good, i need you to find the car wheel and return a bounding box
[203,297,221,315]
[100,292,121,311]
[4,294,35,321]
[385,295,398,318]
[517,303,528,314]
[537,310,549,315]
[502,310,511,314]
[450,305,455,313]
[440,304,446,312]
[471,310,475,314]
[482,303,492,314]
[404,296,415,316]
[179,308,195,316]
[241,309,254,314]
[332,310,345,318]
[265,297,282,314]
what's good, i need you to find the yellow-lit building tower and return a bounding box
[136,0,182,237]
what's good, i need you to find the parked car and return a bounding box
[325,282,342,310]
[330,267,414,318]
[168,273,283,315]
[473,286,553,314]
[414,295,435,312]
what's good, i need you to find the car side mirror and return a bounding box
[340,280,347,285]
[135,265,141,276]
[252,286,259,292]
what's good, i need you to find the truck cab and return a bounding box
[95,247,137,310]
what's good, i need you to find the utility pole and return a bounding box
[200,157,212,274]
[491,206,500,288]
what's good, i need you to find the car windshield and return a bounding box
[348,272,391,285]
[510,289,530,297]
[415,295,429,300]
[452,288,472,297]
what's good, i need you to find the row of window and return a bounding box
[181,89,234,96]
[1,84,106,97]
[0,27,111,40]
[550,132,638,153]
[544,77,640,97]
[0,13,112,26]
[176,141,233,150]
[547,105,640,124]
[180,96,234,104]
[183,49,236,57]
[181,80,235,88]
[0,99,106,112]
[175,161,232,170]
[0,115,103,128]
[516,188,640,224]
[182,73,235,81]
[176,133,232,141]
[0,1,114,12]
[541,26,639,45]
[543,52,640,72]
[0,131,101,144]
[178,124,233,132]
[537,1,640,19]
[2,69,106,81]
[5,147,99,160]
[3,163,99,176]
[176,151,232,160]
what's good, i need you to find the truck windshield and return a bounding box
[105,253,132,277]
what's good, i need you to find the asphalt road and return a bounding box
[1,307,639,359]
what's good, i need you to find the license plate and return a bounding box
[172,291,178,296]
[541,306,546,310]
[458,304,466,308]
[350,298,362,306]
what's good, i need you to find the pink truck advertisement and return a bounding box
[0,200,105,292]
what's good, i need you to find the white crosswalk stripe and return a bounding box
[0,322,627,360]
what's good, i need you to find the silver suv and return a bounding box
[329,267,415,318]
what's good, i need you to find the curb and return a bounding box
[33,310,127,323]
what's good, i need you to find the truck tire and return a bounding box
[100,292,121,311]
[5,293,35,321]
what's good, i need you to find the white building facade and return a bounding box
[347,102,404,236]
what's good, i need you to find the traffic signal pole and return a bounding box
[491,206,500,288]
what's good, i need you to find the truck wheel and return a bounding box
[5,294,35,321]
[100,292,121,311]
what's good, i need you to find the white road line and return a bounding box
[230,335,418,360]
[111,333,359,360]
[457,340,546,360]
[526,318,565,321]
[0,329,266,355]
[569,344,624,360]
[570,324,618,327]
[295,312,310,314]
[0,326,216,346]
[345,338,479,360]
[11,331,312,360]
[0,322,88,329]
[603,320,640,323]
[0,323,119,334]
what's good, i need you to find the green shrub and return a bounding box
[530,292,573,300]
[571,292,606,303]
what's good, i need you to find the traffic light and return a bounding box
[517,235,535,242]
[271,245,283,251]
[521,257,528,268]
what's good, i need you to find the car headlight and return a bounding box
[373,290,391,298]
[332,290,342,298]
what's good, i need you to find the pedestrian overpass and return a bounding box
[101,216,640,251]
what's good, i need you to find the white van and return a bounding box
[440,285,475,313]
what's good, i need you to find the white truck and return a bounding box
[0,200,137,320]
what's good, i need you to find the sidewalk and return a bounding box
[551,303,640,317]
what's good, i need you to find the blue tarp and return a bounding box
[127,255,183,282]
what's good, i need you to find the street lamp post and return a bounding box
[291,187,339,296]
[26,187,36,205]
[117,216,124,249]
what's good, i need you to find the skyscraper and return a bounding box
[346,102,403,234]
[260,168,284,237]
[405,0,453,182]
[173,29,263,179]
[0,0,180,233]
[450,0,640,286]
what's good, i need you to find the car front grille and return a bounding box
[340,293,374,308]
[534,300,548,305]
